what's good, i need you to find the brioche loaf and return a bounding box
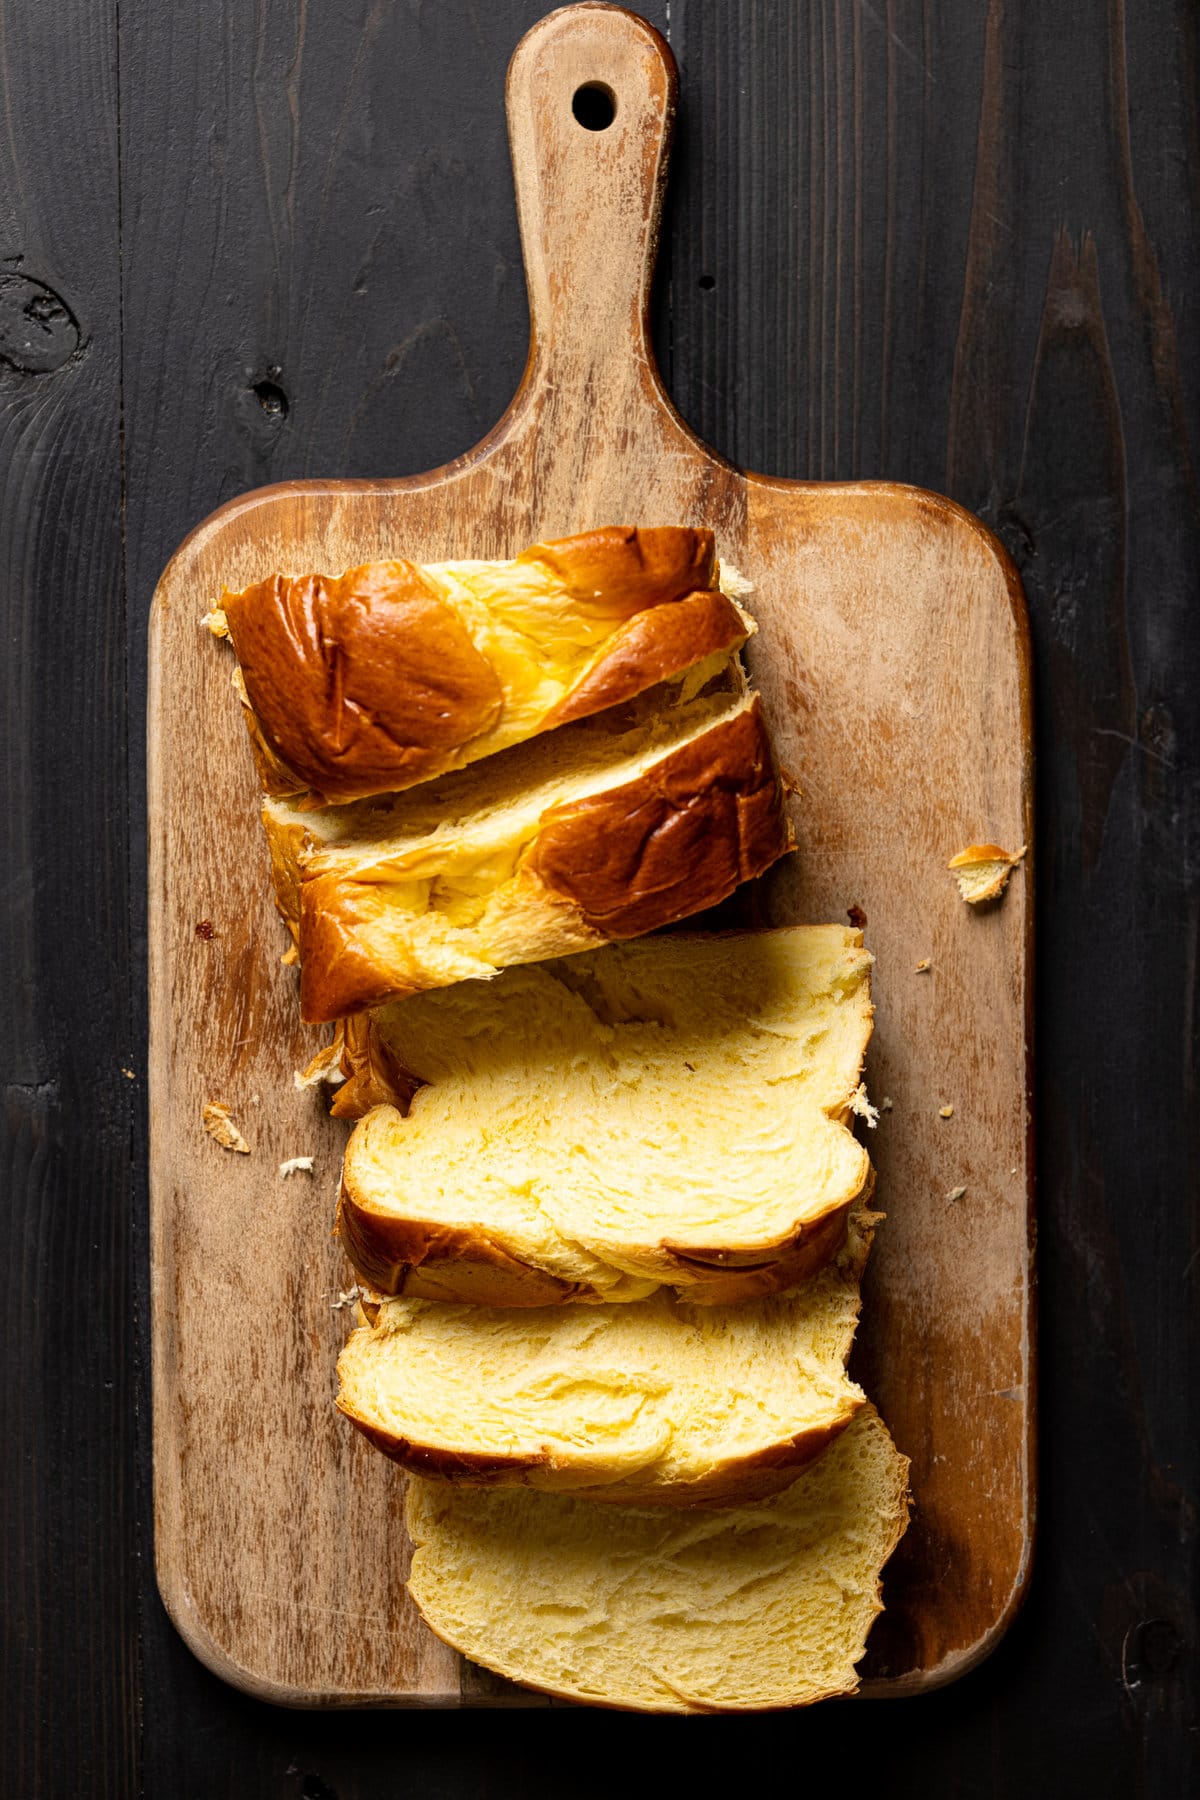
[266,677,792,1022]
[337,1207,873,1505]
[336,927,874,1304]
[218,527,752,806]
[404,1404,910,1712]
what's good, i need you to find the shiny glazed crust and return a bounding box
[340,1406,861,1506]
[291,696,792,1022]
[336,1172,854,1307]
[525,701,787,937]
[224,562,503,803]
[221,526,748,804]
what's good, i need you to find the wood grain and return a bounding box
[149,4,1033,1706]
[1,0,1193,1787]
[0,1,141,1793]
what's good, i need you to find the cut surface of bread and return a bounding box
[338,927,874,1302]
[266,676,792,1021]
[217,526,753,805]
[337,1209,873,1505]
[405,1404,910,1713]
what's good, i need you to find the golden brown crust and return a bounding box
[296,874,420,1022]
[541,589,748,730]
[335,1399,859,1505]
[289,699,792,1023]
[234,675,309,798]
[667,1204,852,1304]
[337,1175,858,1307]
[224,529,732,806]
[327,1015,424,1121]
[335,1408,554,1481]
[517,525,715,611]
[526,698,792,938]
[224,563,504,804]
[328,1013,412,1119]
[336,1181,599,1303]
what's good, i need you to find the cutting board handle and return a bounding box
[506,4,678,439]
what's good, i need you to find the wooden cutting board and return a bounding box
[148,1,1034,1706]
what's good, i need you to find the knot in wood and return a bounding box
[0,272,80,374]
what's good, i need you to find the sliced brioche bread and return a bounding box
[217,527,752,805]
[405,1404,910,1712]
[266,677,792,1022]
[337,1208,873,1505]
[337,927,874,1304]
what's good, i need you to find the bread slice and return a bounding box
[404,1404,910,1712]
[216,527,752,805]
[266,677,792,1022]
[337,927,874,1304]
[336,1207,874,1506]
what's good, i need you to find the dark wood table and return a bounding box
[2,2,1194,1792]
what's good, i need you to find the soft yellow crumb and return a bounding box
[939,1104,954,1119]
[880,1096,893,1112]
[279,1156,315,1178]
[200,608,229,638]
[202,1101,250,1154]
[915,959,931,973]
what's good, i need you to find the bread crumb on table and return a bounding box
[948,843,1026,905]
[294,1043,346,1089]
[716,561,754,597]
[202,1101,250,1153]
[915,958,931,972]
[946,1185,967,1203]
[848,1083,879,1128]
[939,1104,955,1119]
[279,1156,315,1178]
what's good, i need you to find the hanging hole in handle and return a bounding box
[572,82,617,131]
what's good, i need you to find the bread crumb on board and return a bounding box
[939,1104,955,1119]
[848,1083,879,1129]
[915,958,931,972]
[200,608,229,637]
[946,1185,967,1203]
[279,1156,315,1178]
[331,1285,362,1312]
[717,561,754,598]
[948,843,1026,905]
[294,1043,346,1089]
[202,1101,250,1153]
